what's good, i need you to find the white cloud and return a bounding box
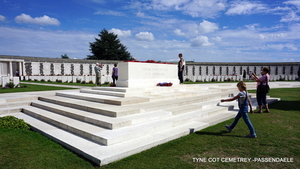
[136,11,145,17]
[285,43,298,50]
[0,15,5,21]
[284,0,300,9]
[135,32,155,41]
[15,13,60,26]
[174,20,219,38]
[174,29,185,36]
[190,36,214,47]
[181,0,226,18]
[109,28,131,38]
[94,10,125,16]
[225,1,267,15]
[133,0,226,18]
[257,33,287,40]
[150,0,189,10]
[212,36,222,41]
[266,43,298,51]
[280,11,300,22]
[199,20,219,33]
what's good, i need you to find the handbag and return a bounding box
[257,75,270,93]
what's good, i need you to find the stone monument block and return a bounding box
[1,77,9,87]
[118,62,179,88]
[13,77,19,87]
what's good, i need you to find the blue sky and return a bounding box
[0,0,300,62]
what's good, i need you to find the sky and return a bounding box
[0,0,300,62]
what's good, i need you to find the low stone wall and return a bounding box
[1,55,299,85]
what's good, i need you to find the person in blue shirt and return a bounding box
[221,81,257,138]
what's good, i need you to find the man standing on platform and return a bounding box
[178,53,185,84]
[94,63,102,86]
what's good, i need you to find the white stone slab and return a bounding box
[117,62,179,88]
[13,77,19,87]
[1,76,9,87]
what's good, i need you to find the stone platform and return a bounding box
[1,82,299,166]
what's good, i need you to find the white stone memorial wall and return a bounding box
[118,62,179,88]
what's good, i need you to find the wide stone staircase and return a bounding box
[7,83,283,166]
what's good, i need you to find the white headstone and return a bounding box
[1,77,9,87]
[13,77,20,87]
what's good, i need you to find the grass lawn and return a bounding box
[0,83,76,94]
[0,88,299,169]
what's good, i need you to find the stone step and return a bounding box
[169,106,230,127]
[91,85,210,95]
[30,100,132,129]
[121,110,172,125]
[21,106,175,146]
[87,107,228,146]
[12,110,236,166]
[195,111,237,127]
[91,87,145,93]
[38,96,142,117]
[148,90,209,102]
[129,91,233,112]
[56,91,150,105]
[123,103,225,126]
[3,95,38,103]
[80,88,152,98]
[164,99,228,116]
[22,106,109,145]
[0,101,32,108]
[0,98,5,104]
[0,106,30,115]
[10,113,209,165]
[80,89,126,97]
[22,102,228,146]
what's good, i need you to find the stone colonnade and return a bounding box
[0,58,25,77]
[0,58,25,87]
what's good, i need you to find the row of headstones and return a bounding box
[21,74,298,85]
[185,65,299,76]
[185,74,299,82]
[26,62,299,77]
[23,75,113,84]
[26,62,115,76]
[1,77,20,88]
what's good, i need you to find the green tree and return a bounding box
[87,29,133,60]
[61,54,69,59]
